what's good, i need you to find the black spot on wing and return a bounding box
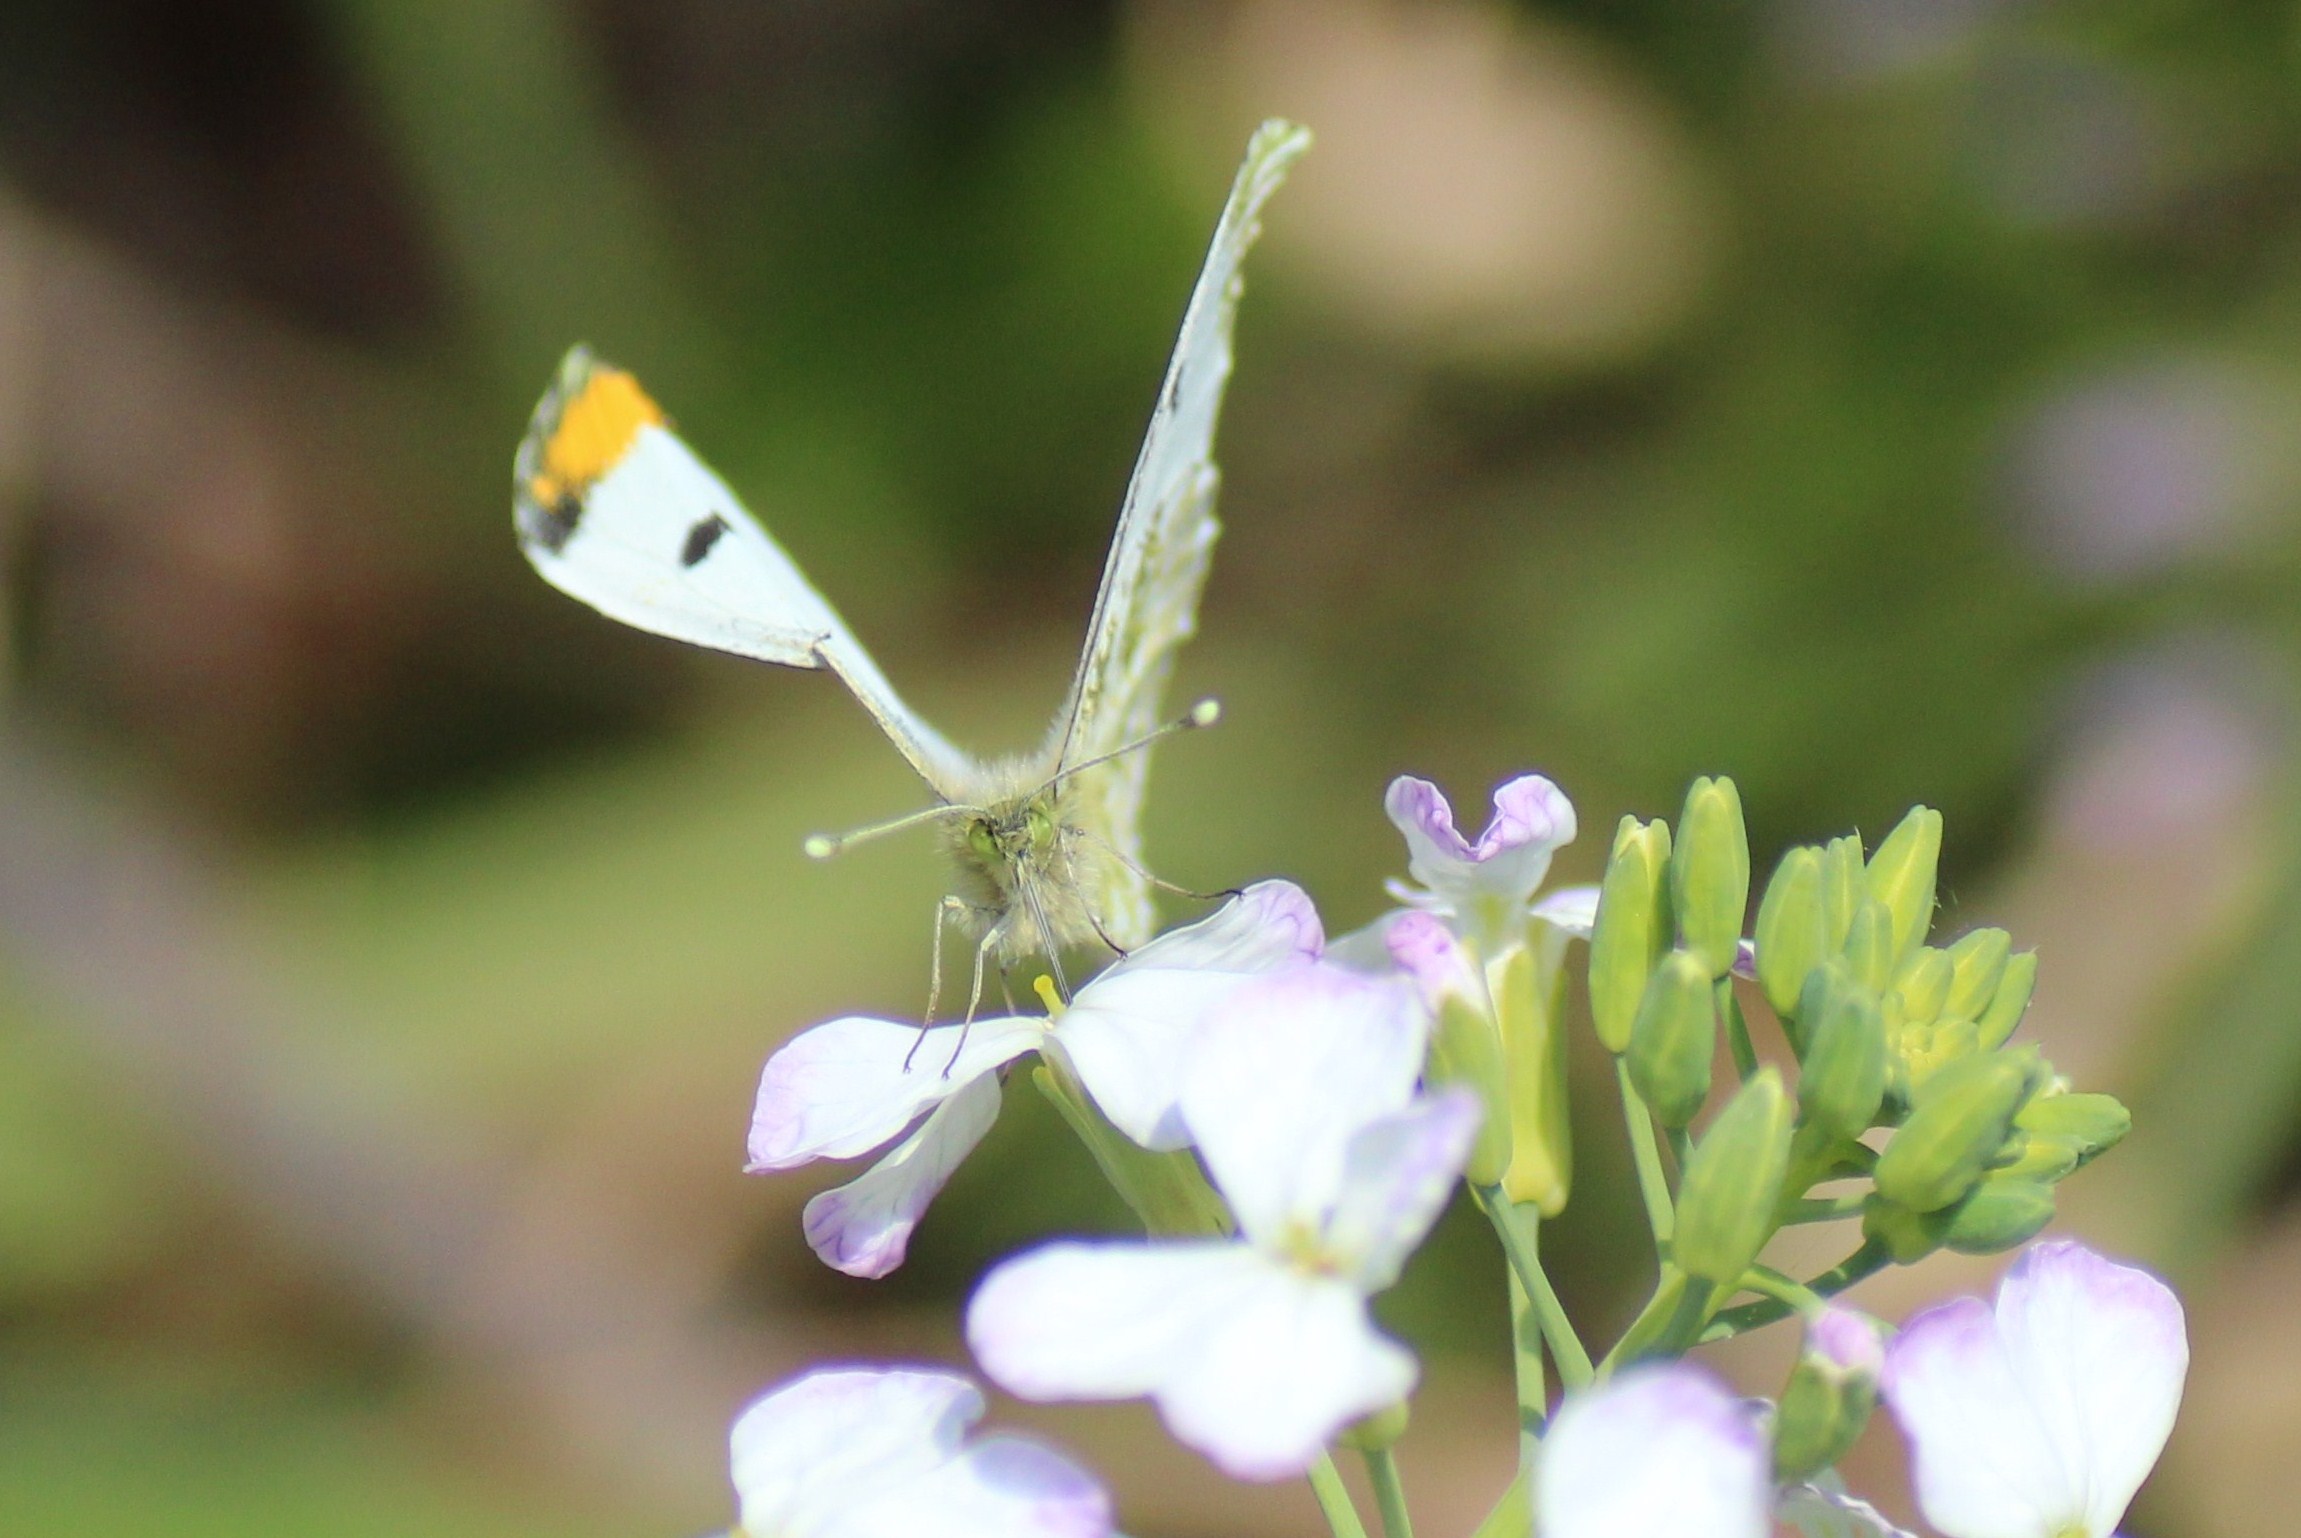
[529,492,583,555]
[681,512,732,567]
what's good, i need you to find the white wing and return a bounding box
[514,348,976,795]
[1050,121,1311,935]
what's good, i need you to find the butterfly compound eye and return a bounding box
[966,820,1001,865]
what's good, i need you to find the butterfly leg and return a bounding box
[936,922,1005,1078]
[908,895,975,1072]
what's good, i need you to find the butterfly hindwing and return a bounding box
[514,348,974,793]
[1050,120,1312,944]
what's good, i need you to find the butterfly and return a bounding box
[513,119,1309,1011]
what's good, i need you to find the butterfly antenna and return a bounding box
[1049,697,1222,787]
[804,802,979,860]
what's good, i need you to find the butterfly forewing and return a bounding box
[511,122,1311,973]
[514,348,976,794]
[1049,120,1313,945]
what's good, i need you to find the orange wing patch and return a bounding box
[529,366,664,511]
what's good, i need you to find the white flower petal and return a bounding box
[1180,964,1428,1244]
[1991,1241,2187,1538]
[1883,1296,2077,1538]
[801,1072,1004,1278]
[1530,882,1601,937]
[729,1367,979,1537]
[834,1434,1111,1538]
[969,1240,1270,1402]
[1322,910,1408,973]
[1536,1364,1770,1538]
[966,1239,1413,1483]
[747,1015,1042,1169]
[1155,1263,1415,1482]
[1109,879,1325,974]
[1323,1087,1481,1291]
[1055,881,1326,1149]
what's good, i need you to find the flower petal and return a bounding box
[1384,910,1480,1006]
[834,1435,1112,1538]
[1530,883,1601,937]
[1054,882,1322,1150]
[969,1241,1269,1402]
[747,1015,1042,1169]
[801,1071,1003,1277]
[1536,1364,1770,1538]
[1807,1305,1886,1378]
[1111,879,1325,974]
[1323,1087,1482,1291]
[729,1366,979,1537]
[1386,774,1575,910]
[1883,1296,2076,1538]
[966,1240,1412,1482]
[1992,1241,2187,1538]
[1181,964,1428,1244]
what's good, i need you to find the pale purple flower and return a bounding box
[727,1366,1109,1538]
[1883,1240,2188,1538]
[1536,1364,1771,1538]
[1808,1304,1886,1379]
[748,881,1322,1277]
[1385,773,1578,918]
[966,964,1472,1481]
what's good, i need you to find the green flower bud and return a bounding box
[1991,1131,2079,1185]
[1755,846,1827,1019]
[1898,1015,1979,1094]
[1873,1051,2039,1213]
[1498,938,1573,1213]
[1820,835,1865,952]
[1942,928,2012,1022]
[1589,816,1673,1053]
[1861,1192,1948,1264]
[1428,992,1511,1186]
[1976,949,2038,1050]
[1674,1068,1794,1287]
[1671,777,1750,979]
[1797,963,1886,1138]
[1628,951,1716,1129]
[1865,805,1942,961]
[1771,1307,1884,1482]
[1942,1176,2057,1255]
[1841,898,1896,993]
[1391,912,1511,1186]
[2014,1090,2130,1167]
[1890,946,1952,1028]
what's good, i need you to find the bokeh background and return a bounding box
[1,0,2297,1532]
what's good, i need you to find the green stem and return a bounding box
[1739,1263,1826,1314]
[1032,1062,1230,1237]
[1479,1189,1594,1391]
[1615,1061,1675,1245]
[1363,1447,1414,1538]
[1467,1469,1533,1538]
[1700,1240,1891,1341]
[1594,1266,1716,1376]
[1308,1451,1372,1538]
[1720,979,1758,1080]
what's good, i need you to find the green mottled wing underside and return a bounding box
[1049,120,1312,946]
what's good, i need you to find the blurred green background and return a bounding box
[1,0,2299,1533]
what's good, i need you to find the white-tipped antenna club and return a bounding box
[803,801,976,861]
